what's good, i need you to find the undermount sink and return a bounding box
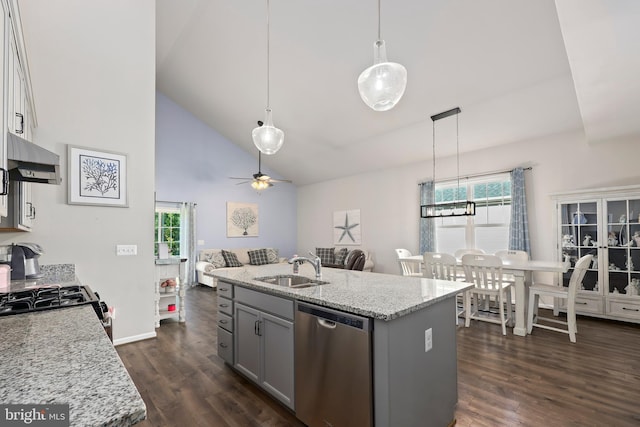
[254,275,329,289]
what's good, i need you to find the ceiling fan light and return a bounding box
[251,180,269,191]
[358,40,407,112]
[252,108,284,155]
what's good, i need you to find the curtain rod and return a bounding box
[155,200,198,205]
[418,166,532,186]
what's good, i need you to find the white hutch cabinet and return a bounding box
[552,185,640,323]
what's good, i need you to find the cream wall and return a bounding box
[297,130,640,277]
[1,0,157,344]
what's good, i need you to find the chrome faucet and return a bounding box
[288,252,322,279]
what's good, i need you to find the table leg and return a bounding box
[513,270,527,336]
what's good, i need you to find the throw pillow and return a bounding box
[334,247,349,265]
[248,248,270,266]
[202,251,214,263]
[265,248,279,264]
[210,251,226,268]
[222,250,243,267]
[316,247,335,264]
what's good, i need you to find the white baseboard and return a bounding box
[114,331,157,346]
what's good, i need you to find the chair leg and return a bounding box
[498,292,506,336]
[568,303,577,343]
[506,288,513,326]
[527,291,537,334]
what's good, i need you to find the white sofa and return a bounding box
[195,247,283,289]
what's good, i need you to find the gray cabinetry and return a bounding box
[232,286,294,410]
[217,282,234,365]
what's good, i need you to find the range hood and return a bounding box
[7,133,61,184]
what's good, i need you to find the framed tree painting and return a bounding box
[67,145,128,207]
[227,202,259,237]
[333,209,361,245]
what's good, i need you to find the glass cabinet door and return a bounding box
[605,198,640,297]
[559,201,600,293]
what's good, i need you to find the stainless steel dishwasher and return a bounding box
[295,301,373,427]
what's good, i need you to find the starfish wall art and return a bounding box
[333,209,361,245]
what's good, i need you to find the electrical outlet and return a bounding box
[116,245,137,256]
[425,328,433,352]
[197,240,205,246]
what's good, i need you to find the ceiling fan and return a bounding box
[229,144,291,190]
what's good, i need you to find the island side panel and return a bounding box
[373,297,457,427]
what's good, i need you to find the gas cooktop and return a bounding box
[0,285,106,319]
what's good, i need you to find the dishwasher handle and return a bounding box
[317,318,337,329]
[297,302,371,331]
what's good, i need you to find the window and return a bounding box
[155,206,181,257]
[434,173,511,254]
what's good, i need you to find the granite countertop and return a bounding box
[0,306,146,426]
[207,263,473,321]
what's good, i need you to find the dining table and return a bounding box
[404,255,570,336]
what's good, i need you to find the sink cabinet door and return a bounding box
[234,303,260,382]
[261,311,294,409]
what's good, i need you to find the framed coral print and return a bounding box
[67,145,128,207]
[227,202,259,237]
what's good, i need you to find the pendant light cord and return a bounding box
[266,0,271,109]
[456,111,460,200]
[432,121,436,182]
[377,0,381,40]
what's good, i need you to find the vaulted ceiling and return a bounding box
[156,0,640,186]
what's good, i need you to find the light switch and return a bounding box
[116,245,137,256]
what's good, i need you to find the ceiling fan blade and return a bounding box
[233,180,252,185]
[268,178,292,183]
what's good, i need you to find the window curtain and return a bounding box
[180,202,197,287]
[508,168,530,254]
[419,181,436,254]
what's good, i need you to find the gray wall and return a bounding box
[155,92,297,258]
[5,0,157,344]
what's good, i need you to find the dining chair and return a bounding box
[395,248,412,258]
[527,254,593,343]
[423,252,467,324]
[462,254,513,335]
[395,248,421,276]
[494,250,529,262]
[454,248,485,260]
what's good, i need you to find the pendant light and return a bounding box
[252,0,284,155]
[357,0,407,112]
[420,107,476,218]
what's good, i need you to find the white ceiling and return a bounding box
[156,0,640,186]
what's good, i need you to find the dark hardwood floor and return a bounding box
[118,286,640,427]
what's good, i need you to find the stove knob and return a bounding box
[100,301,108,313]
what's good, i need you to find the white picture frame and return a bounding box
[333,209,361,245]
[227,202,259,237]
[67,145,128,207]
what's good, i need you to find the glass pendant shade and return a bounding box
[252,108,284,155]
[357,40,407,111]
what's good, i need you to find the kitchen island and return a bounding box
[208,263,473,427]
[0,305,146,426]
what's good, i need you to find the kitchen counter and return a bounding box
[209,262,473,427]
[0,305,146,426]
[207,262,473,320]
